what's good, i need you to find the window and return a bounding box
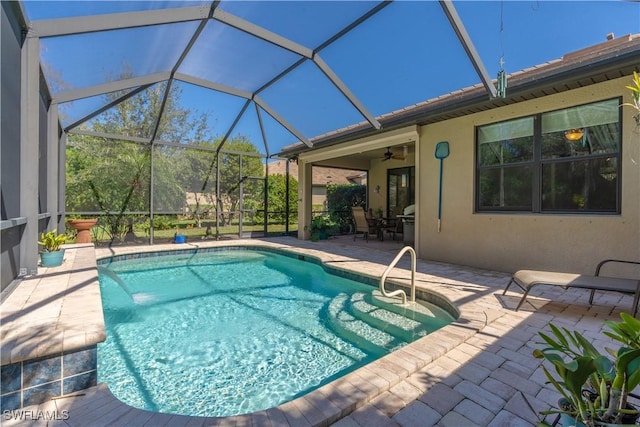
[476,99,621,214]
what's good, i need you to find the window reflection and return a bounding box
[476,98,620,214]
[387,167,415,216]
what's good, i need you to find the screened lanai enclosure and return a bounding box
[66,129,287,243]
[15,0,504,247]
[3,0,640,289]
[4,0,499,282]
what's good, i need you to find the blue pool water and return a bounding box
[97,249,454,417]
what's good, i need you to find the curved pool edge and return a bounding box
[47,317,483,427]
[96,240,461,321]
[88,239,489,426]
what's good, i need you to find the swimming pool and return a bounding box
[97,248,455,417]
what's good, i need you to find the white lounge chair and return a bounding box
[503,259,640,314]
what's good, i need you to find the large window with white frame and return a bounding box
[476,98,621,214]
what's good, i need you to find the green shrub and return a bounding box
[309,215,338,235]
[153,216,174,230]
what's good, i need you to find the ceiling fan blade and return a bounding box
[393,146,408,161]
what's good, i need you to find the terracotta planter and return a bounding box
[67,218,98,243]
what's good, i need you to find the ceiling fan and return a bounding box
[381,146,408,161]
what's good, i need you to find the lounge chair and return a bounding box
[503,259,640,314]
[352,207,377,241]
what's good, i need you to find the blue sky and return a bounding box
[24,1,640,155]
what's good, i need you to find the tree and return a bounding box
[65,69,268,241]
[66,135,152,242]
[215,137,264,226]
[266,174,298,224]
[154,135,264,226]
[66,78,213,242]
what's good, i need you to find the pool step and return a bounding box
[326,294,405,355]
[348,292,429,343]
[373,290,448,322]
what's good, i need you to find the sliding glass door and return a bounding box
[387,167,415,216]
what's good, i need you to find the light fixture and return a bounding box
[564,128,584,141]
[374,185,380,194]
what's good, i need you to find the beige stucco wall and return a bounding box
[416,77,640,275]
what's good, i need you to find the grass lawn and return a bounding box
[78,222,299,245]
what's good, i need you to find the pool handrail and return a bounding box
[379,246,416,305]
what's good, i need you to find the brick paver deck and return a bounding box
[3,236,636,427]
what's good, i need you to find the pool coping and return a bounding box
[0,243,105,366]
[3,238,497,426]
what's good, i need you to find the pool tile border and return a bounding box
[0,345,97,411]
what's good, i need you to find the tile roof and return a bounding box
[266,159,365,185]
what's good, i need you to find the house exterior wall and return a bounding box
[415,77,639,275]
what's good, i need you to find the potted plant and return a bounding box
[303,223,319,242]
[533,313,640,426]
[38,229,67,267]
[309,215,338,240]
[622,71,640,127]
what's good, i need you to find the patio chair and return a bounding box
[382,206,403,241]
[352,207,377,242]
[384,217,403,242]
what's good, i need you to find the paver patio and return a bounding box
[2,235,637,427]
